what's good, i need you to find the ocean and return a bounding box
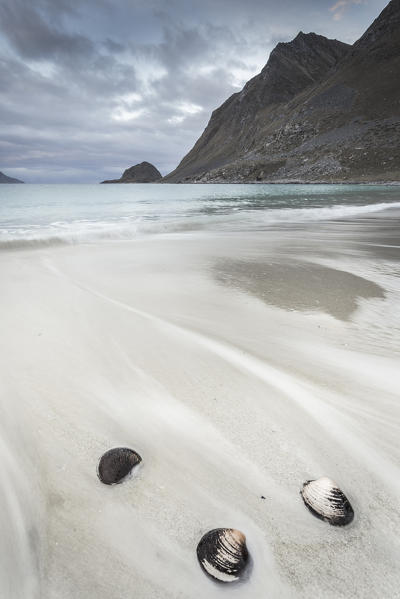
[1,183,400,246]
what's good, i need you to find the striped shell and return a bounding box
[301,477,354,526]
[97,447,142,485]
[196,528,249,582]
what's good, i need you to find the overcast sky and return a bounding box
[0,0,389,182]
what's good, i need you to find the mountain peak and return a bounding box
[122,162,161,182]
[292,31,322,43]
[101,162,161,184]
[271,31,349,60]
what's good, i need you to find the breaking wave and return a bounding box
[1,197,400,250]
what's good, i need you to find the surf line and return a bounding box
[44,257,400,496]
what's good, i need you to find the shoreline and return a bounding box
[2,180,400,186]
[159,180,400,185]
[103,180,400,185]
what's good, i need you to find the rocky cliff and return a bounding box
[0,171,24,183]
[101,161,162,183]
[165,0,400,183]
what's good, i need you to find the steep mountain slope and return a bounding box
[165,0,400,183]
[0,171,24,183]
[101,161,161,183]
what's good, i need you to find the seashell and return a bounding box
[97,447,142,485]
[196,528,249,583]
[301,477,354,526]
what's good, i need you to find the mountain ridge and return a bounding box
[164,0,400,183]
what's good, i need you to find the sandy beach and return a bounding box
[1,207,399,598]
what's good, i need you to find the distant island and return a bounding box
[0,171,24,184]
[101,162,162,184]
[164,0,400,183]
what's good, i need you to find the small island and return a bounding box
[101,161,162,183]
[0,171,24,184]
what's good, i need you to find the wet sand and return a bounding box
[214,259,385,321]
[0,209,399,598]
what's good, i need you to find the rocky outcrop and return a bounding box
[0,171,24,183]
[101,161,162,183]
[165,0,400,183]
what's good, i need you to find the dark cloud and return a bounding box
[0,0,94,61]
[103,38,126,54]
[0,0,389,182]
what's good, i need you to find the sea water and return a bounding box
[1,183,400,246]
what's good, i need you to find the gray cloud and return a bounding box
[0,0,94,61]
[0,0,389,182]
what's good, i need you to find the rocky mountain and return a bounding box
[101,162,162,183]
[165,0,400,183]
[0,171,24,183]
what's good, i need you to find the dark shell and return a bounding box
[301,477,354,526]
[196,528,249,583]
[97,447,142,485]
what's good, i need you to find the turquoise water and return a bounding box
[0,183,399,246]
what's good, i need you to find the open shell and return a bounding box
[196,528,249,582]
[97,447,142,485]
[301,477,354,526]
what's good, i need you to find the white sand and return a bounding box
[0,223,399,598]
